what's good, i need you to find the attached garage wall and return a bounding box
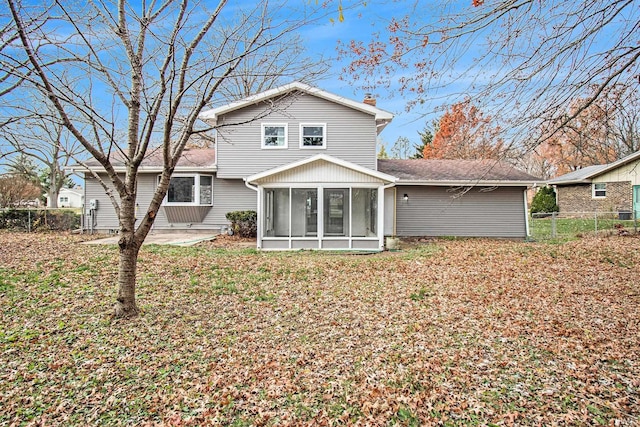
[395,185,527,238]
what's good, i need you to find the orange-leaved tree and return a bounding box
[536,84,639,177]
[423,100,504,160]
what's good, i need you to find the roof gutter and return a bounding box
[545,179,592,186]
[66,166,218,174]
[394,180,539,187]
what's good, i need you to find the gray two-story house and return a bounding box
[81,82,540,250]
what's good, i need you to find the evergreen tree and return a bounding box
[530,186,559,213]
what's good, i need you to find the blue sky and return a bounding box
[294,2,438,154]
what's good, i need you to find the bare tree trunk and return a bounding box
[115,232,141,318]
[49,185,58,208]
[115,192,141,318]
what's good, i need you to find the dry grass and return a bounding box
[1,231,639,426]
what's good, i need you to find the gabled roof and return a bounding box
[546,164,608,185]
[547,150,640,185]
[377,159,540,186]
[246,154,396,184]
[71,148,216,173]
[199,81,394,131]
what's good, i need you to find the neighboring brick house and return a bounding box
[547,150,640,218]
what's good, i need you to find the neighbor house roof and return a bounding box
[547,150,640,185]
[70,148,216,173]
[377,159,541,186]
[546,164,609,185]
[199,81,394,133]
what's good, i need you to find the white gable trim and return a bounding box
[199,81,394,123]
[245,154,396,185]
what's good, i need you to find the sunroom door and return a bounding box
[324,189,349,236]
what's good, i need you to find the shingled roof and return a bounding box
[81,148,216,172]
[377,159,540,185]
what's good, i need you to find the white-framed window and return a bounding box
[161,174,213,206]
[59,196,69,203]
[300,123,326,149]
[593,183,607,198]
[262,123,288,148]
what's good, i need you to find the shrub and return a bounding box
[530,186,559,214]
[225,210,257,238]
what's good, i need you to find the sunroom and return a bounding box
[245,154,396,251]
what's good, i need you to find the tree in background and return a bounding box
[390,136,411,159]
[0,153,42,207]
[5,153,40,185]
[6,0,334,318]
[412,123,436,159]
[536,84,640,177]
[377,141,390,159]
[1,110,83,208]
[339,0,639,151]
[423,100,504,160]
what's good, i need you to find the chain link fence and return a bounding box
[0,208,82,232]
[530,211,639,240]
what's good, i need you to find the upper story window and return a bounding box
[262,123,288,149]
[592,183,606,198]
[300,123,326,149]
[162,174,213,206]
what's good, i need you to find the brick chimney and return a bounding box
[363,93,376,106]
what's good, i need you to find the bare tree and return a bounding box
[6,0,333,318]
[339,0,640,151]
[1,110,83,207]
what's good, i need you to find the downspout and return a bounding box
[381,182,396,250]
[244,179,260,249]
[524,187,531,238]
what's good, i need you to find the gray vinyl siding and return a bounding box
[84,174,122,231]
[84,173,256,232]
[216,92,378,178]
[209,178,257,225]
[395,186,527,238]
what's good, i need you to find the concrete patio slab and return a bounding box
[82,233,217,247]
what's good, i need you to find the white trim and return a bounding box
[592,182,607,199]
[523,189,530,237]
[256,183,385,251]
[160,173,214,206]
[299,123,327,149]
[261,123,288,149]
[71,166,217,173]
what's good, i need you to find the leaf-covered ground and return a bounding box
[1,232,639,426]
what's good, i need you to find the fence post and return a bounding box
[594,211,598,235]
[551,212,557,238]
[27,209,31,233]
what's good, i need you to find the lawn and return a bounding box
[529,215,638,241]
[1,232,639,426]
